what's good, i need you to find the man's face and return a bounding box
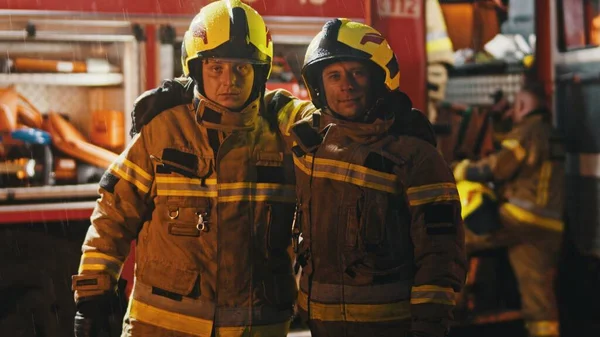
[202,59,254,111]
[321,60,372,120]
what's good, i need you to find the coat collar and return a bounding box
[193,88,260,132]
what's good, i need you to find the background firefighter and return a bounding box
[71,1,298,336]
[454,82,564,337]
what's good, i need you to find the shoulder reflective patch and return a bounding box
[501,139,526,162]
[406,183,459,206]
[99,171,119,193]
[294,155,399,194]
[411,285,456,306]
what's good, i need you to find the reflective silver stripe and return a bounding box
[567,152,600,179]
[406,182,459,206]
[132,280,292,327]
[508,198,562,220]
[300,278,412,304]
[218,183,296,203]
[294,155,398,194]
[411,285,456,306]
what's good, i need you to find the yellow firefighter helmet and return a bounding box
[181,0,273,84]
[302,18,400,108]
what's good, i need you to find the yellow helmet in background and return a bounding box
[302,18,400,108]
[181,0,273,84]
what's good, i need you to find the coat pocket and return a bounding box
[138,259,199,297]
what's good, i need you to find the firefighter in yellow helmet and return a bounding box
[128,17,465,337]
[71,1,298,336]
[288,18,466,337]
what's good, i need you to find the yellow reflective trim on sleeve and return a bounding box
[77,264,120,280]
[411,285,457,305]
[426,37,453,54]
[502,203,563,232]
[129,298,213,337]
[281,101,310,136]
[110,164,150,193]
[407,182,459,206]
[501,139,527,162]
[81,251,123,265]
[122,158,152,181]
[536,161,552,206]
[216,321,290,337]
[298,291,411,322]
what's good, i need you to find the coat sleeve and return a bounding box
[264,89,316,148]
[456,137,528,183]
[406,144,467,337]
[73,131,155,301]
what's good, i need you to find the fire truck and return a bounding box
[0,1,598,336]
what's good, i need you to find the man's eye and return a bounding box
[211,66,222,72]
[328,74,340,80]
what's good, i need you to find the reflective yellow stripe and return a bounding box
[82,251,123,265]
[157,181,295,202]
[526,320,559,336]
[502,203,563,232]
[77,264,120,280]
[157,190,217,197]
[407,182,459,206]
[215,321,290,337]
[281,101,310,136]
[294,156,398,194]
[536,161,552,206]
[502,139,527,162]
[129,298,213,336]
[122,158,152,181]
[426,37,453,53]
[411,285,457,306]
[110,164,150,193]
[156,177,217,185]
[298,291,411,322]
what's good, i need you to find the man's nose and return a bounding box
[220,66,237,85]
[340,74,356,90]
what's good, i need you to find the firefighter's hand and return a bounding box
[74,295,113,337]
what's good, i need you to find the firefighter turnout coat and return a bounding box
[268,90,467,337]
[75,95,297,337]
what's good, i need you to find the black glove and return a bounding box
[129,77,194,137]
[74,295,115,337]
